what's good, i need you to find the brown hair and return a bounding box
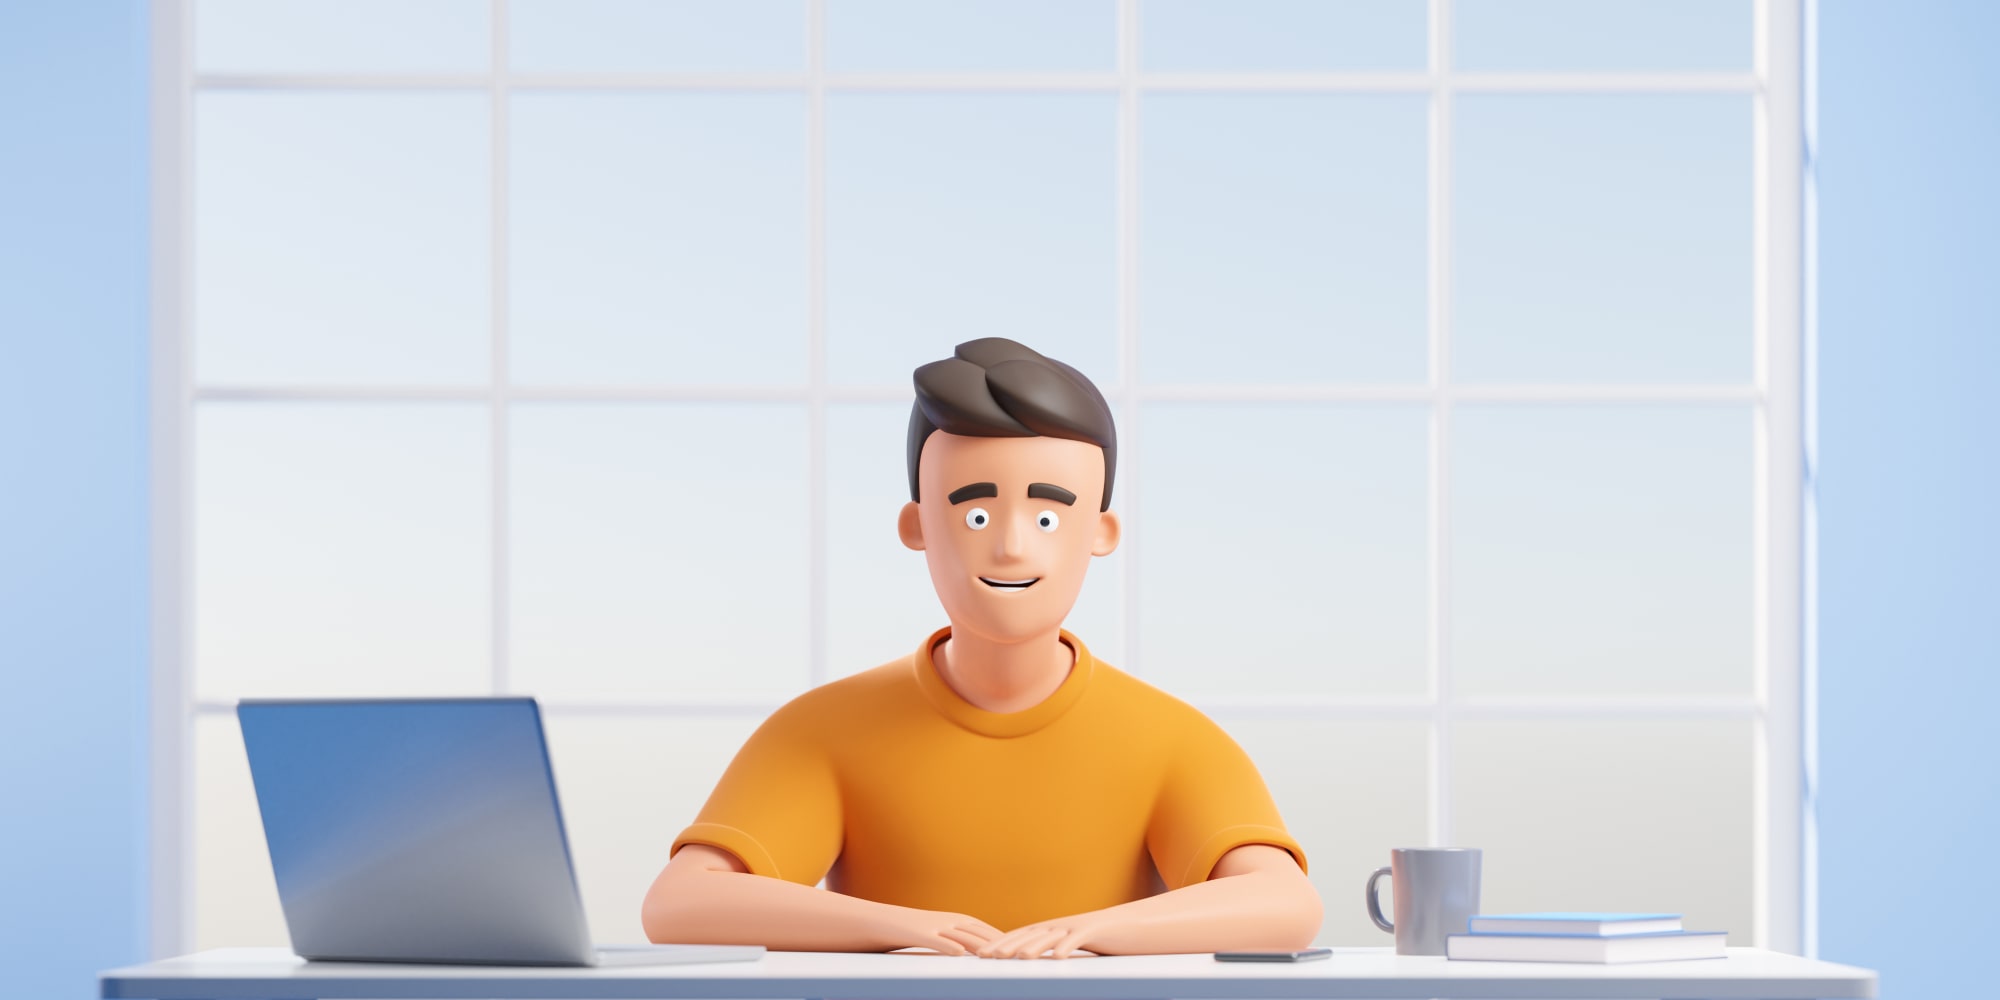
[908,338,1117,511]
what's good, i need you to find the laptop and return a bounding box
[237,697,763,967]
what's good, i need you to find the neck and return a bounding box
[933,624,1074,714]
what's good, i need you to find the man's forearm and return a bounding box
[642,864,998,954]
[644,866,902,950]
[1061,869,1322,955]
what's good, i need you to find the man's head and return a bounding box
[897,339,1120,644]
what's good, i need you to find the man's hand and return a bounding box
[976,845,1320,959]
[869,905,1005,956]
[977,912,1114,960]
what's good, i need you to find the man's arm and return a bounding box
[642,844,1004,955]
[976,844,1321,959]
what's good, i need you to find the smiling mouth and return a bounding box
[978,576,1041,593]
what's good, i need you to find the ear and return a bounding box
[1091,509,1121,557]
[897,501,926,552]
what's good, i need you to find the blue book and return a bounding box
[1448,929,1725,964]
[1467,912,1682,936]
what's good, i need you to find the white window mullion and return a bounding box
[152,0,195,961]
[190,71,1764,95]
[1428,0,1455,851]
[1759,0,1809,958]
[489,0,512,697]
[807,0,830,688]
[1117,0,1143,676]
[187,383,1769,405]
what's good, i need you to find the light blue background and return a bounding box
[1140,93,1430,384]
[1452,0,1751,72]
[0,2,153,998]
[1452,93,1754,384]
[1816,1,2000,996]
[4,1,1999,997]
[825,0,1116,72]
[1140,0,1427,72]
[824,93,1119,388]
[195,91,492,386]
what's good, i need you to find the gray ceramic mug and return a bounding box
[1365,847,1483,956]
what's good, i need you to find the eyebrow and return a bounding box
[1027,483,1077,506]
[948,482,999,505]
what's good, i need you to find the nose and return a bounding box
[993,510,1027,562]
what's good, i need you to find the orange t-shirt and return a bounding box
[671,628,1306,931]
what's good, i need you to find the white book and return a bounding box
[1467,912,1683,936]
[1447,930,1727,964]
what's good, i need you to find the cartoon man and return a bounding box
[642,338,1319,958]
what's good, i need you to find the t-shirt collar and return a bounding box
[913,625,1095,738]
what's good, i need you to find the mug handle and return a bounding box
[1365,866,1395,933]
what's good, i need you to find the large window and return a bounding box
[155,0,1806,953]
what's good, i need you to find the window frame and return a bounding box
[147,0,1809,957]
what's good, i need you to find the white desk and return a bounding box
[102,946,1876,1000]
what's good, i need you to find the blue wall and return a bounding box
[0,2,155,998]
[1816,1,2000,997]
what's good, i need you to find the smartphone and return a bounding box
[1214,948,1333,962]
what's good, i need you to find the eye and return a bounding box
[964,507,991,530]
[1035,510,1060,533]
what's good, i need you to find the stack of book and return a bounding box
[1445,912,1727,964]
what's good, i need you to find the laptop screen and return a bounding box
[237,697,595,965]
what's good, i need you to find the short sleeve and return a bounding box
[670,700,843,886]
[1145,711,1307,890]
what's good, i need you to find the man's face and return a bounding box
[899,431,1120,645]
